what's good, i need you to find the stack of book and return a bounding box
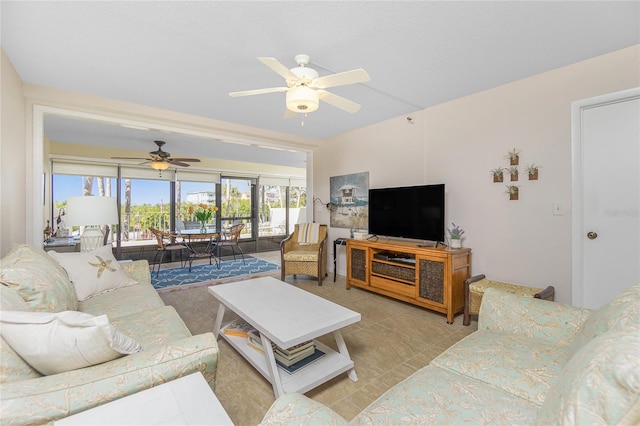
[221,318,254,337]
[246,329,325,374]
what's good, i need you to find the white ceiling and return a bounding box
[2,1,639,166]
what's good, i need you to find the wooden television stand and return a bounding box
[346,238,471,324]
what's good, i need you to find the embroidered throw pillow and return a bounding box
[48,245,138,301]
[0,310,142,375]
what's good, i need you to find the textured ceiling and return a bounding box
[2,1,638,164]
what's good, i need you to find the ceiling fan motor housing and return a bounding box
[289,66,319,84]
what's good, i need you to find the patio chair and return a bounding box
[217,223,245,264]
[149,227,188,277]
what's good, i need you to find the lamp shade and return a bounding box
[286,86,319,113]
[66,196,118,226]
[150,160,170,171]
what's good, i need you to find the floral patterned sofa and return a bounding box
[0,244,219,426]
[260,284,640,425]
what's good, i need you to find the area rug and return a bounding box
[152,258,280,291]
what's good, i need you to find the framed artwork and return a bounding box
[329,172,369,229]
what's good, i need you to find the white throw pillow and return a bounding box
[0,310,142,375]
[48,245,138,301]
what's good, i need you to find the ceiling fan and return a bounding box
[111,140,201,172]
[229,54,370,116]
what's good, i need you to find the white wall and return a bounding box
[315,45,640,304]
[0,50,27,256]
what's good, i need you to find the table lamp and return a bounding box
[66,196,118,252]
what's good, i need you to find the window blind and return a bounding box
[176,170,221,184]
[51,161,118,178]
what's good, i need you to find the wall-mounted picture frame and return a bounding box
[329,172,369,229]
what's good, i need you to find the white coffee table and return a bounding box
[208,276,361,398]
[55,372,233,425]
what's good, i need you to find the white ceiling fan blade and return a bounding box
[318,90,361,113]
[258,57,300,82]
[229,87,289,97]
[313,69,370,89]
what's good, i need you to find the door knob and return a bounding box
[587,231,598,240]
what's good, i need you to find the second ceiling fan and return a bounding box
[111,140,200,172]
[229,54,370,115]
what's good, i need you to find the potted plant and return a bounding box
[505,185,520,201]
[490,167,505,183]
[447,222,465,248]
[526,163,541,180]
[508,166,519,182]
[505,148,521,165]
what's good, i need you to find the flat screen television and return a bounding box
[368,184,445,242]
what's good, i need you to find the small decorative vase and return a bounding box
[200,222,207,233]
[450,239,462,248]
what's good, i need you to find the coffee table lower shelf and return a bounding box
[220,330,355,396]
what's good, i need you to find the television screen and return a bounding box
[368,184,445,242]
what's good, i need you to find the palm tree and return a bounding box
[82,176,93,196]
[123,179,131,240]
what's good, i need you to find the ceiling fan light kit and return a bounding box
[150,160,170,171]
[229,54,370,118]
[286,86,319,113]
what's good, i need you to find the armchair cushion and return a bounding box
[470,278,545,297]
[283,250,319,262]
[297,223,320,244]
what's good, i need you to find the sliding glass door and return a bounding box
[220,177,253,239]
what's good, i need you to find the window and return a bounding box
[177,181,217,231]
[120,178,170,243]
[220,177,252,238]
[288,182,307,234]
[51,171,117,242]
[258,184,287,237]
[257,177,307,236]
[51,160,304,258]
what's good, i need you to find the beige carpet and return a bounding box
[159,251,477,425]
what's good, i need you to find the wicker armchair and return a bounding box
[280,224,328,286]
[463,274,555,326]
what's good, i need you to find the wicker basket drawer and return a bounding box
[371,260,415,282]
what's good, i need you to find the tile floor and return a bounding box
[159,251,477,425]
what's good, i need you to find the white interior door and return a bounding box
[572,88,640,309]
